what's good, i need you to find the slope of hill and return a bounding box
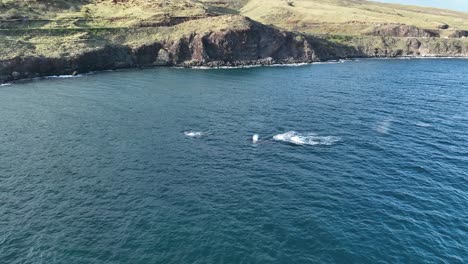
[238,0,468,36]
[0,0,467,83]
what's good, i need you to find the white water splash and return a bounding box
[415,122,432,128]
[270,63,311,67]
[46,74,83,79]
[313,59,348,65]
[188,65,263,70]
[252,134,259,143]
[0,83,12,87]
[184,131,204,137]
[273,131,340,146]
[186,59,351,70]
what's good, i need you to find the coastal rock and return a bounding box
[438,24,449,30]
[366,25,440,38]
[154,49,171,66]
[407,38,422,49]
[11,71,21,79]
[160,17,321,66]
[133,43,162,66]
[449,30,468,38]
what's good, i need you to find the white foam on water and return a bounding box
[185,59,352,70]
[415,122,432,128]
[184,131,204,137]
[270,63,311,67]
[0,83,12,87]
[273,131,340,146]
[188,65,263,70]
[252,134,259,143]
[46,74,83,79]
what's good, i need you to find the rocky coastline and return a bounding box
[1,16,467,84]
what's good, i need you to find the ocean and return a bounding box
[0,59,467,263]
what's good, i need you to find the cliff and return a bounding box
[365,25,440,38]
[0,0,468,83]
[1,15,467,83]
[0,15,315,82]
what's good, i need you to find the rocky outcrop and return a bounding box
[162,19,319,66]
[438,24,449,30]
[0,46,136,82]
[366,25,440,38]
[365,37,468,57]
[449,30,468,38]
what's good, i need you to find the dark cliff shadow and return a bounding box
[305,34,370,60]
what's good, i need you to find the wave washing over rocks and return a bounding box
[273,131,341,146]
[45,74,84,79]
[188,60,349,70]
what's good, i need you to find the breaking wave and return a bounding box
[313,59,348,64]
[187,65,263,70]
[270,63,311,67]
[273,131,340,146]
[186,59,351,70]
[45,74,84,79]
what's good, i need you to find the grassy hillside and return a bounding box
[238,0,468,36]
[0,0,252,60]
[0,0,467,61]
[1,0,467,33]
[0,0,211,28]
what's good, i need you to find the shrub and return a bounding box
[3,9,22,20]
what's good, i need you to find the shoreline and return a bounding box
[1,56,468,86]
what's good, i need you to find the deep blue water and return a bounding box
[0,59,467,263]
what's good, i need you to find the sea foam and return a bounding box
[45,74,83,79]
[415,122,432,127]
[273,131,340,146]
[186,59,351,70]
[184,131,204,137]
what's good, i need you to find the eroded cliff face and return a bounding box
[0,16,467,83]
[366,25,440,38]
[335,37,468,58]
[163,19,319,66]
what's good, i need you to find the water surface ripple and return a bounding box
[0,59,467,263]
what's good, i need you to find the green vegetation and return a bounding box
[0,0,467,60]
[239,0,468,36]
[0,0,232,59]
